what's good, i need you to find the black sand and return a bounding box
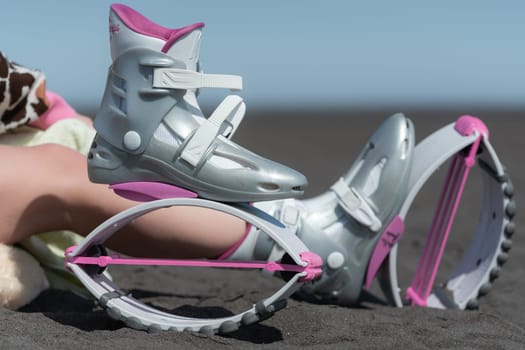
[1,109,523,349]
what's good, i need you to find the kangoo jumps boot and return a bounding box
[88,4,307,202]
[225,114,415,305]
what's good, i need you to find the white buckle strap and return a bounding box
[263,200,302,276]
[181,95,245,167]
[153,68,242,91]
[331,178,381,232]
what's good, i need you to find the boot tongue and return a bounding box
[109,4,204,70]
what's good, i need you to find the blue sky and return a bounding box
[2,1,523,110]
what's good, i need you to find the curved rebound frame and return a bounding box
[372,116,515,309]
[65,193,321,334]
[65,115,515,334]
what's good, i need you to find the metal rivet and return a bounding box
[123,131,141,151]
[327,252,345,269]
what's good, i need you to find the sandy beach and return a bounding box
[1,109,523,349]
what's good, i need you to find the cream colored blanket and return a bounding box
[0,118,96,307]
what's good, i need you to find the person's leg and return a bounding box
[0,143,246,259]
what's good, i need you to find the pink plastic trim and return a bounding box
[298,252,323,282]
[161,23,205,53]
[364,216,405,289]
[110,182,198,202]
[30,91,77,130]
[65,248,323,281]
[454,115,489,139]
[406,131,483,306]
[111,4,204,53]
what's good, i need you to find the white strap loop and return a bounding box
[331,178,382,232]
[153,68,243,91]
[220,101,245,139]
[181,95,245,167]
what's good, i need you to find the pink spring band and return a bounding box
[66,246,322,282]
[406,115,487,306]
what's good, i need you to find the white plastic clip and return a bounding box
[331,178,381,232]
[220,101,245,139]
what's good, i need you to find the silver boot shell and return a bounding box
[287,113,414,305]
